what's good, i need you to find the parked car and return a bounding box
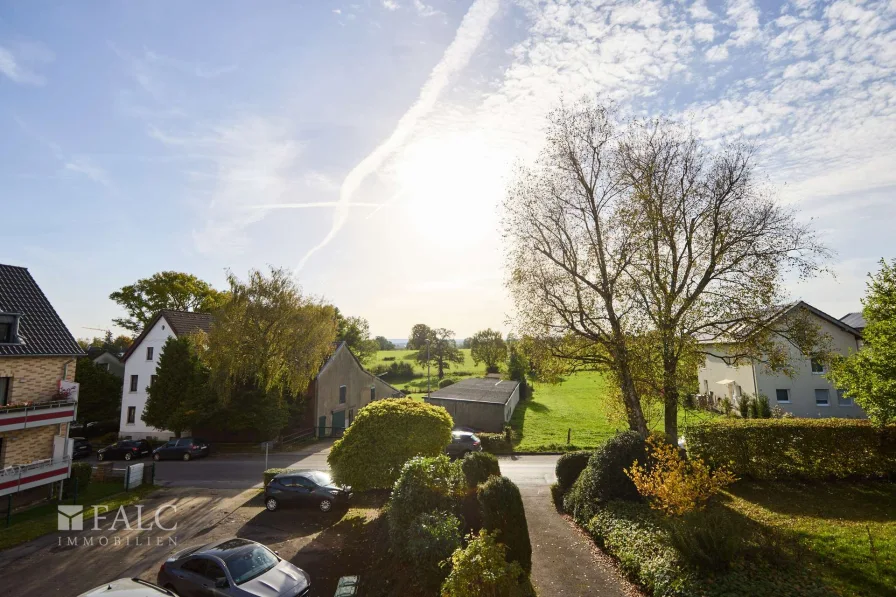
[445,430,482,459]
[157,538,310,597]
[72,437,92,459]
[264,470,352,513]
[152,437,210,461]
[77,578,176,597]
[97,439,152,461]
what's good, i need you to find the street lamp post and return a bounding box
[426,339,431,397]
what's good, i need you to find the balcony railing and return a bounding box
[0,399,77,432]
[0,456,71,497]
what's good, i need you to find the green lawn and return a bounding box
[725,481,896,596]
[373,349,488,393]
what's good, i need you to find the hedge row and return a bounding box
[684,419,896,480]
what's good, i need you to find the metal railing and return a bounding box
[0,397,77,414]
[0,456,71,496]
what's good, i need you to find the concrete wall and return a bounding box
[756,317,865,418]
[697,350,756,404]
[315,344,401,431]
[425,397,506,432]
[120,316,176,440]
[0,356,76,403]
[504,384,520,423]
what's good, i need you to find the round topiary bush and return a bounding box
[478,476,532,573]
[555,450,591,494]
[388,455,465,548]
[328,398,453,491]
[439,378,456,388]
[461,451,501,488]
[564,431,648,524]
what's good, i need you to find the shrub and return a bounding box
[406,511,463,591]
[460,451,500,488]
[478,476,532,572]
[684,419,896,480]
[479,432,513,454]
[439,378,456,389]
[441,530,535,597]
[550,483,564,509]
[564,431,647,523]
[667,509,747,571]
[63,462,92,497]
[736,395,750,418]
[555,450,590,494]
[748,398,759,419]
[329,398,453,490]
[263,468,296,486]
[756,395,772,418]
[383,356,396,361]
[388,455,465,548]
[626,436,736,516]
[386,361,415,378]
[720,397,733,416]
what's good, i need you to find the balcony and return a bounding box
[0,399,78,433]
[0,456,71,497]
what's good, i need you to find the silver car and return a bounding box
[77,578,176,597]
[157,538,310,597]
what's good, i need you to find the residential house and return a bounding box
[698,301,865,418]
[86,347,124,377]
[425,378,521,432]
[840,312,867,335]
[119,310,212,440]
[0,264,83,506]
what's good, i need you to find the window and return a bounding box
[339,385,347,404]
[811,358,825,374]
[126,406,136,424]
[815,389,830,406]
[97,362,110,372]
[775,389,790,403]
[837,389,853,406]
[129,375,138,392]
[182,558,212,577]
[146,346,154,361]
[0,377,9,406]
[348,409,355,426]
[370,386,376,402]
[150,375,158,387]
[0,313,19,343]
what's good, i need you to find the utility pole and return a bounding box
[427,339,431,397]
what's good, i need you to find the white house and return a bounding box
[119,310,212,440]
[698,301,866,419]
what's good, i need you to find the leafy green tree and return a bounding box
[144,336,214,437]
[470,329,507,373]
[407,323,433,350]
[205,267,336,437]
[462,337,472,349]
[78,331,133,353]
[375,336,395,350]
[334,310,378,363]
[829,258,896,426]
[414,327,464,380]
[110,271,227,333]
[507,344,529,399]
[73,358,121,425]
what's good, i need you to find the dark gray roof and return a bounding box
[122,309,213,362]
[840,312,866,330]
[429,378,520,404]
[0,264,85,357]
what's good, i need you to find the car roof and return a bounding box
[193,538,258,558]
[77,578,174,597]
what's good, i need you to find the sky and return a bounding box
[1,0,894,341]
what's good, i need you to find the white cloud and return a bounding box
[0,43,50,85]
[414,0,440,17]
[705,44,729,61]
[726,0,762,46]
[689,0,715,20]
[694,22,716,42]
[64,157,113,188]
[383,0,399,10]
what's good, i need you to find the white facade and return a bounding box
[698,308,865,419]
[119,316,176,440]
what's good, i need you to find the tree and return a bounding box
[407,323,433,350]
[470,329,508,373]
[143,336,214,437]
[73,358,121,424]
[375,336,395,351]
[462,337,472,349]
[78,331,133,353]
[507,344,529,399]
[829,258,896,426]
[205,267,336,438]
[334,310,379,363]
[110,271,227,333]
[414,327,464,380]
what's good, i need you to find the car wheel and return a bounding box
[153,453,161,461]
[97,453,104,461]
[265,497,279,512]
[124,452,132,461]
[319,499,333,512]
[182,453,191,461]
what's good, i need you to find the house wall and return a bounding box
[504,384,520,423]
[756,317,865,418]
[92,353,124,378]
[314,345,401,431]
[0,425,58,467]
[697,350,757,403]
[424,397,506,432]
[120,316,176,440]
[0,356,76,403]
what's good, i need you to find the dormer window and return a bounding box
[0,313,21,344]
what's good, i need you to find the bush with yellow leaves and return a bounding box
[625,436,736,516]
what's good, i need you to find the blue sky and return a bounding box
[2,0,894,340]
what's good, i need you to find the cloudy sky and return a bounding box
[2,0,894,340]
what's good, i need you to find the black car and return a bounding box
[153,437,210,461]
[157,538,310,597]
[72,437,92,459]
[97,439,152,461]
[264,471,352,513]
[445,430,482,459]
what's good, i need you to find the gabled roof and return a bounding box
[429,377,521,405]
[86,346,123,361]
[0,264,84,357]
[840,312,866,330]
[122,309,212,362]
[699,300,862,344]
[319,341,403,395]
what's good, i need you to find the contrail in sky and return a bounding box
[295,0,501,271]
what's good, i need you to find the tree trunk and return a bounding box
[663,358,678,443]
[437,359,445,380]
[617,362,649,437]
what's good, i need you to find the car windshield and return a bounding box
[305,471,332,486]
[224,546,279,584]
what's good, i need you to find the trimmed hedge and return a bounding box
[479,432,513,454]
[685,419,896,480]
[406,511,463,591]
[388,455,464,549]
[460,451,501,488]
[328,398,453,490]
[555,450,590,493]
[478,476,532,573]
[263,468,296,486]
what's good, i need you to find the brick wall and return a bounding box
[0,425,57,467]
[0,356,76,403]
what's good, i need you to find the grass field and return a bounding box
[372,349,487,393]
